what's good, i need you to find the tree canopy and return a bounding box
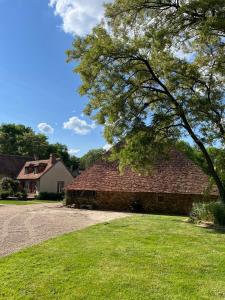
[67,0,225,201]
[0,124,48,158]
[79,149,105,170]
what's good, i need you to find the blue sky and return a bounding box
[0,0,109,156]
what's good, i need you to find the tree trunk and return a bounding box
[181,113,225,203]
[143,59,225,202]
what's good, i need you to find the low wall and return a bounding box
[66,190,218,215]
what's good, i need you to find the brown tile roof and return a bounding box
[0,154,32,179]
[17,157,60,180]
[67,150,218,195]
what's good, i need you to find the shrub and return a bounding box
[0,177,19,194]
[36,192,64,201]
[190,201,225,226]
[212,202,225,226]
[190,202,214,223]
[0,190,11,199]
[15,191,27,200]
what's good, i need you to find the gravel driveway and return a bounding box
[0,203,129,257]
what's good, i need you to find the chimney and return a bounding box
[50,153,57,165]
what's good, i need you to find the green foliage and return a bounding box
[79,148,104,169]
[176,141,205,168]
[207,147,225,183]
[69,155,80,170]
[176,141,225,183]
[36,192,64,201]
[0,123,80,171]
[190,202,215,223]
[191,201,225,226]
[0,177,27,199]
[0,190,10,200]
[46,143,69,167]
[0,124,48,158]
[212,202,225,226]
[68,0,225,200]
[0,177,19,194]
[15,191,27,200]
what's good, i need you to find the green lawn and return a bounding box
[0,215,225,299]
[0,200,62,205]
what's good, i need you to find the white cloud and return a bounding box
[63,116,95,135]
[68,148,80,155]
[49,0,110,36]
[103,143,112,151]
[37,123,54,134]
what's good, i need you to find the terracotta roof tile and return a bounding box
[67,150,218,195]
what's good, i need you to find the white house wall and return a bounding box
[39,161,74,193]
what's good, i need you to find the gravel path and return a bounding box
[0,203,129,257]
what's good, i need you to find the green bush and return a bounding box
[0,177,19,194]
[190,202,214,223]
[0,190,11,199]
[15,191,27,200]
[36,192,64,200]
[212,202,225,226]
[190,201,225,226]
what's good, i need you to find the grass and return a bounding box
[0,200,62,205]
[0,214,225,299]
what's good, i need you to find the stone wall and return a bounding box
[66,190,218,215]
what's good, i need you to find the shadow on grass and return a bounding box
[196,223,225,234]
[169,216,225,234]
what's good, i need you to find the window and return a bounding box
[25,167,29,174]
[25,181,29,190]
[57,181,64,193]
[34,167,39,174]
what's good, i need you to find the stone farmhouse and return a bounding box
[66,150,218,215]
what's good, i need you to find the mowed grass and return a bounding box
[0,215,225,300]
[0,200,62,205]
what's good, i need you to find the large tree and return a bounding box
[67,0,225,201]
[0,124,48,158]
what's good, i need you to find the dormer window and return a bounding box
[25,167,29,174]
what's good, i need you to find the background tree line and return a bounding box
[0,123,104,171]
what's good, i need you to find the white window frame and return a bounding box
[57,181,64,193]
